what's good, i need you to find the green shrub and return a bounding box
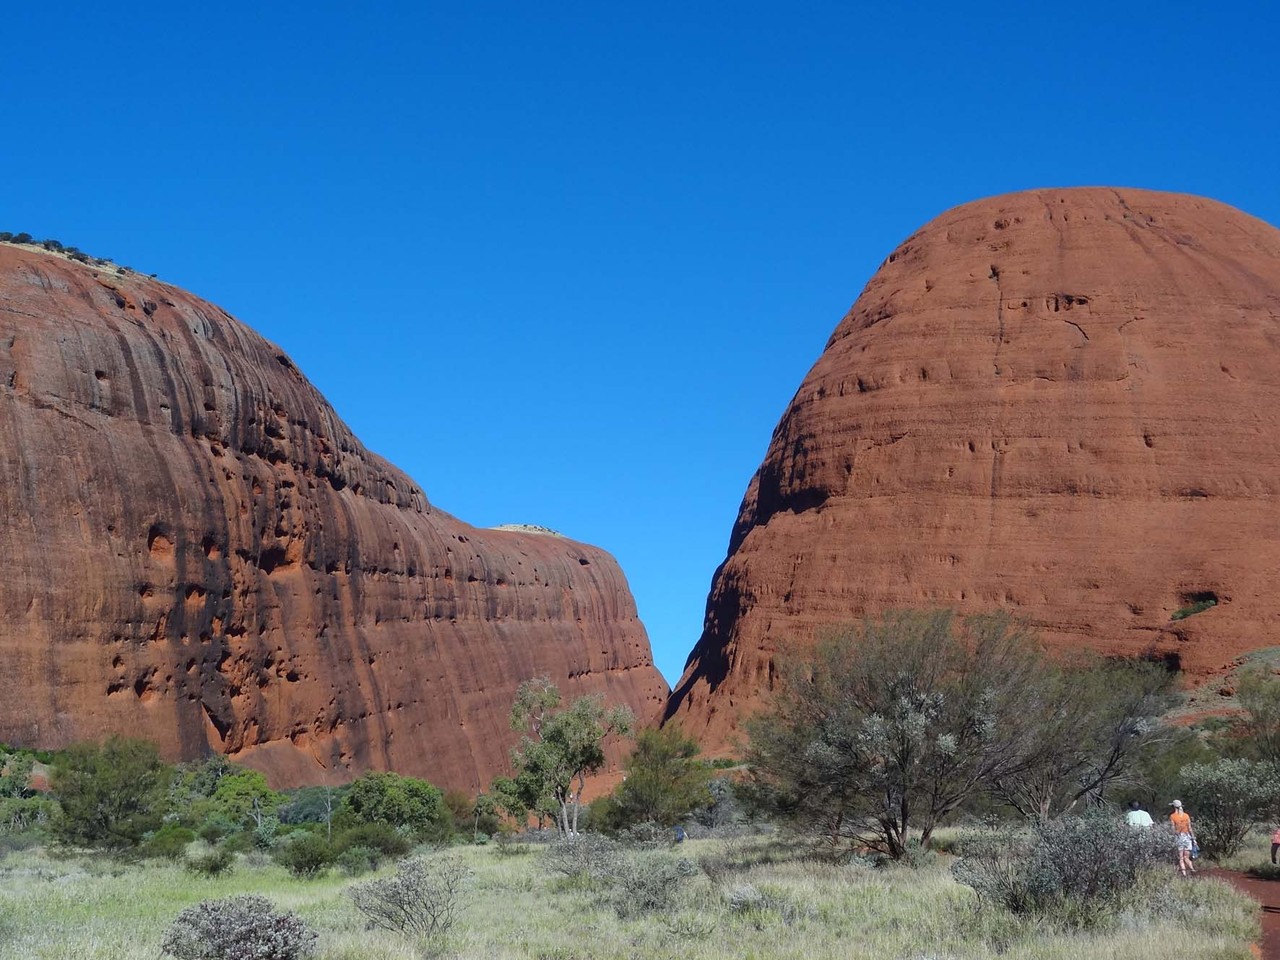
[334,821,412,858]
[50,737,171,850]
[336,844,380,877]
[11,233,31,244]
[274,833,335,878]
[222,829,254,853]
[142,824,196,861]
[1179,758,1280,857]
[0,752,35,797]
[0,830,41,857]
[0,795,57,835]
[197,815,238,844]
[1172,601,1215,620]
[952,813,1168,925]
[185,845,235,878]
[162,894,316,960]
[336,771,450,841]
[277,785,347,825]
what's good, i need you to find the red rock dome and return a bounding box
[666,188,1280,750]
[0,244,668,788]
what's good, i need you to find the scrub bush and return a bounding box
[348,855,469,946]
[161,894,315,960]
[185,845,234,878]
[952,812,1168,925]
[275,833,335,878]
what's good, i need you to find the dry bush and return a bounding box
[348,854,469,945]
[161,894,315,960]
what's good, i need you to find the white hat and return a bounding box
[1171,800,1183,808]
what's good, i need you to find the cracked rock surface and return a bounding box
[0,245,667,789]
[666,188,1280,750]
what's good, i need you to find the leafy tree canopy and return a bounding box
[509,678,632,835]
[336,771,447,838]
[50,736,172,849]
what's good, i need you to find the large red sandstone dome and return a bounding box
[0,244,668,788]
[666,188,1280,749]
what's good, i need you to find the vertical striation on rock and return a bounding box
[666,188,1280,751]
[0,245,668,788]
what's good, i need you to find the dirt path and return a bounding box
[1207,869,1280,960]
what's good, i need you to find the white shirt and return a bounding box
[1126,809,1154,828]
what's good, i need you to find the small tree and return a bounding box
[989,657,1173,820]
[210,769,284,832]
[336,771,449,840]
[1223,667,1280,763]
[746,610,1045,857]
[1179,758,1280,858]
[509,678,633,836]
[489,770,554,829]
[608,727,713,828]
[51,737,171,850]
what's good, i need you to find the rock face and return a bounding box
[666,188,1280,750]
[0,245,668,788]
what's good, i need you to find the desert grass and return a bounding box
[0,836,1259,960]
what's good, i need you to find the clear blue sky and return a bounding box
[4,2,1277,684]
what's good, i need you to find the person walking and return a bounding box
[1126,800,1154,828]
[1170,800,1197,876]
[1271,824,1280,865]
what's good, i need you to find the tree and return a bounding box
[1178,758,1280,858]
[1222,666,1280,763]
[50,737,172,849]
[0,750,34,798]
[746,610,1046,857]
[336,771,448,839]
[489,771,552,828]
[509,678,633,836]
[210,769,284,831]
[988,656,1173,820]
[607,727,713,828]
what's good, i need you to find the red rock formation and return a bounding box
[0,245,667,789]
[667,188,1280,751]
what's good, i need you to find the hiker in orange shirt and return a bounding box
[1170,800,1196,876]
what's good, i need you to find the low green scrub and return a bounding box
[275,833,336,878]
[952,813,1169,926]
[0,835,1261,959]
[185,845,234,878]
[1172,599,1217,620]
[141,824,196,861]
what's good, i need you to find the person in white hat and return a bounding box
[1170,800,1197,876]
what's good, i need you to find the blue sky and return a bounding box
[4,2,1278,684]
